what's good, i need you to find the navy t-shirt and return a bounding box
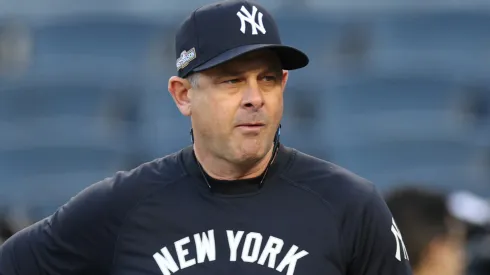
[0,145,412,275]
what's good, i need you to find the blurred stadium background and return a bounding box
[0,0,489,274]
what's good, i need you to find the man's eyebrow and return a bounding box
[217,67,247,76]
[262,66,283,79]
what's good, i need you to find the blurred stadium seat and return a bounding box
[0,0,489,220]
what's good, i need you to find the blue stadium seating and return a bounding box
[1,9,490,210]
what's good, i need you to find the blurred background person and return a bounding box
[0,212,15,245]
[0,220,14,245]
[447,191,490,275]
[385,186,468,275]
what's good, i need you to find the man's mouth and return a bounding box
[237,123,265,128]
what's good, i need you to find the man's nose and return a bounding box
[241,80,264,110]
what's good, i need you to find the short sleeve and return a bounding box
[344,186,413,275]
[0,175,129,275]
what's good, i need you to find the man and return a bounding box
[0,1,412,274]
[385,186,467,275]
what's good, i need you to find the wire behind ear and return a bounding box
[190,128,194,144]
[274,124,281,143]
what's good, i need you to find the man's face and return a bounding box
[437,224,467,275]
[425,221,467,275]
[177,50,288,165]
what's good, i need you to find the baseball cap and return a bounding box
[174,0,309,78]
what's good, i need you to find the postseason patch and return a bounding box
[176,48,197,70]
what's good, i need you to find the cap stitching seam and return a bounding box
[191,9,200,75]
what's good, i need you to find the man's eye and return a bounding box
[223,79,240,84]
[263,75,277,82]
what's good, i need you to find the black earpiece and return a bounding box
[274,124,281,143]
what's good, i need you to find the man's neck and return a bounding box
[193,143,274,181]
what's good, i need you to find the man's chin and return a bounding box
[235,142,272,163]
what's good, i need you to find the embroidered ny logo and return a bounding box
[236,5,266,35]
[391,218,409,261]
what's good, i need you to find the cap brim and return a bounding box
[192,44,309,73]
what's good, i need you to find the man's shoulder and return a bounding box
[96,148,188,198]
[282,147,375,206]
[74,148,189,213]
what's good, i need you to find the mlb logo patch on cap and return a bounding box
[176,48,197,70]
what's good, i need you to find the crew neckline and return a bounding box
[180,144,293,196]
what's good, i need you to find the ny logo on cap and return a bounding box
[236,5,266,35]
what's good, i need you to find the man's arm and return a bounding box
[0,173,131,275]
[344,185,413,275]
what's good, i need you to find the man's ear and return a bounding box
[168,76,192,116]
[282,70,289,91]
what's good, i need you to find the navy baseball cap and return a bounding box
[174,0,309,78]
